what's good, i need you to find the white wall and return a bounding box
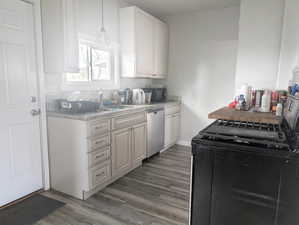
[277,0,299,89]
[44,0,156,93]
[165,6,240,145]
[235,0,285,90]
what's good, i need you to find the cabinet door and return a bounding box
[191,147,214,225]
[154,19,169,78]
[171,114,180,144]
[132,123,147,166]
[135,9,155,76]
[42,0,79,73]
[111,128,132,178]
[62,0,79,72]
[165,114,180,148]
[164,115,172,147]
[277,160,299,225]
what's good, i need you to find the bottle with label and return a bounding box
[276,103,283,117]
[261,90,271,113]
[239,84,252,108]
[271,91,279,112]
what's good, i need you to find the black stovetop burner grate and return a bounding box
[199,120,290,150]
[215,120,282,133]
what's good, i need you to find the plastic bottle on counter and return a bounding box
[239,84,252,108]
[276,103,283,117]
[271,91,279,112]
[255,90,264,108]
[261,90,271,113]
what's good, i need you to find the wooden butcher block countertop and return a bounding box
[208,107,283,124]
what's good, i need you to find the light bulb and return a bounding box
[97,26,111,47]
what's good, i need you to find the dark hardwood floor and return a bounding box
[36,145,191,225]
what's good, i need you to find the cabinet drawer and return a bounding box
[88,135,110,152]
[89,161,111,189]
[88,119,110,137]
[88,147,111,168]
[165,105,180,115]
[112,112,146,130]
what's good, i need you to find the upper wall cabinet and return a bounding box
[41,0,79,73]
[154,19,169,78]
[120,6,169,79]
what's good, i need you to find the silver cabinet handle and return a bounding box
[95,125,104,130]
[95,140,105,145]
[96,172,105,178]
[31,109,41,116]
[95,153,105,159]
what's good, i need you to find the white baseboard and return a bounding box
[160,140,191,154]
[176,140,191,147]
[160,147,169,153]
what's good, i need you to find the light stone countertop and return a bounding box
[47,101,181,121]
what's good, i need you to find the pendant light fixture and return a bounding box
[97,0,110,46]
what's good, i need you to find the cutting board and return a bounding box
[208,107,282,124]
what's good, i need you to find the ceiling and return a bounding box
[123,0,241,18]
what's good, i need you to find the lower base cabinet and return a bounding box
[112,123,147,179]
[132,123,147,166]
[48,110,147,200]
[88,161,111,190]
[111,128,132,177]
[165,113,180,148]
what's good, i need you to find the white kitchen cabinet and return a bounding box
[111,111,147,180]
[164,104,181,149]
[48,109,147,200]
[154,19,169,78]
[111,128,132,177]
[132,123,147,167]
[120,6,169,79]
[41,0,79,73]
[135,9,155,76]
[165,115,172,148]
[171,114,180,143]
[111,123,147,178]
[47,117,112,200]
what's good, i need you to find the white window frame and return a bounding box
[62,34,120,90]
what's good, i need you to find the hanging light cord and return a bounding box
[101,0,105,31]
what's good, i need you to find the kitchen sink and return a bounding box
[102,105,135,111]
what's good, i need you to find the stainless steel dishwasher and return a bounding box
[147,107,165,158]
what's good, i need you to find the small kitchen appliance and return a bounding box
[143,88,167,103]
[132,89,145,105]
[118,88,132,105]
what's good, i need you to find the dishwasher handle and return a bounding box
[147,108,164,113]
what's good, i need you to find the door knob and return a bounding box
[30,96,37,103]
[31,109,41,116]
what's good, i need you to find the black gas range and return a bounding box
[190,97,299,225]
[194,119,296,151]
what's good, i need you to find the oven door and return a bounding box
[211,151,283,225]
[277,159,299,225]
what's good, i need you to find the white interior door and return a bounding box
[0,0,43,207]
